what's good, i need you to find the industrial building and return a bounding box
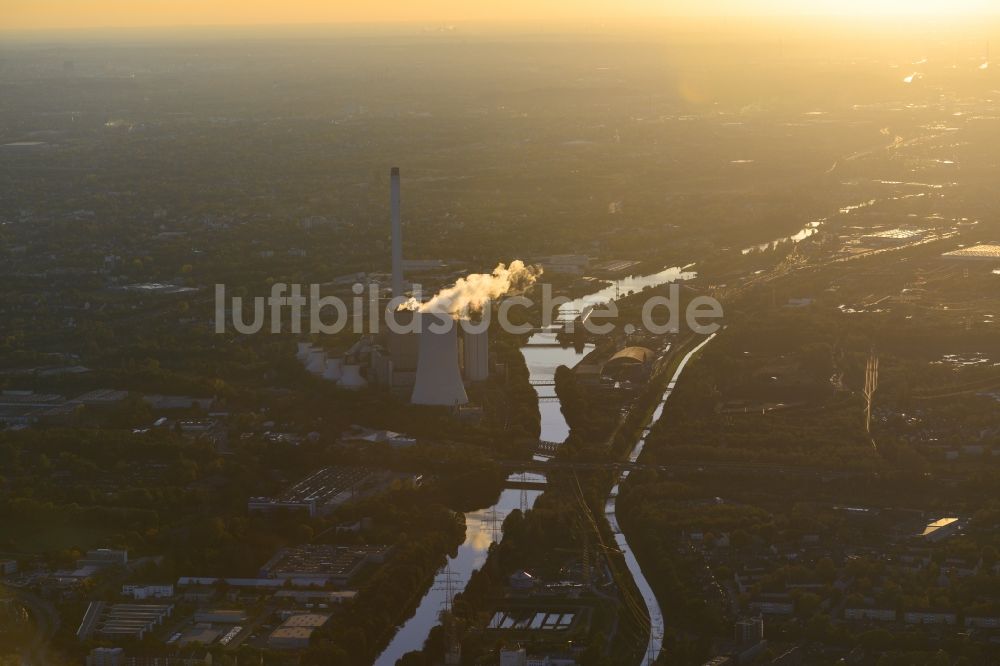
[942,243,1000,260]
[536,254,590,276]
[70,389,129,407]
[268,626,314,650]
[177,627,221,648]
[591,259,641,277]
[0,391,80,427]
[281,613,332,628]
[259,544,392,587]
[273,589,357,605]
[247,466,382,516]
[861,227,927,247]
[77,602,174,641]
[602,346,656,378]
[177,576,326,590]
[267,613,331,650]
[192,609,246,624]
[78,548,128,568]
[121,584,173,600]
[918,517,961,542]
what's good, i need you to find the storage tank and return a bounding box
[322,357,343,382]
[338,364,368,390]
[411,313,469,406]
[306,349,327,375]
[462,327,490,382]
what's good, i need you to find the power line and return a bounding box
[486,506,504,544]
[434,564,462,616]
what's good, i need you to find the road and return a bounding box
[13,590,60,666]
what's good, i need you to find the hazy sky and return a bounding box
[4,0,996,31]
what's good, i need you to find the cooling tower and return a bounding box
[391,167,404,298]
[463,327,490,382]
[296,342,312,362]
[322,357,343,382]
[411,314,469,406]
[338,364,368,390]
[306,349,327,375]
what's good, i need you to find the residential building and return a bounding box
[844,607,896,622]
[904,611,957,625]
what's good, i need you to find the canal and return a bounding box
[375,265,697,665]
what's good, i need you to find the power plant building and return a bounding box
[462,327,490,382]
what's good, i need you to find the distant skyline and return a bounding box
[4,0,997,32]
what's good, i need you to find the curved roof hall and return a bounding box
[605,346,655,366]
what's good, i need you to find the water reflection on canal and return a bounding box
[374,486,543,665]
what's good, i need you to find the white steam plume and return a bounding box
[401,260,542,315]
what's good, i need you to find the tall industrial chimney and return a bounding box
[391,167,403,298]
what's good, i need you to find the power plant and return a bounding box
[296,167,491,408]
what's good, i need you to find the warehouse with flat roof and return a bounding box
[942,244,1000,260]
[77,602,173,641]
[267,613,331,650]
[247,467,381,516]
[259,544,392,586]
